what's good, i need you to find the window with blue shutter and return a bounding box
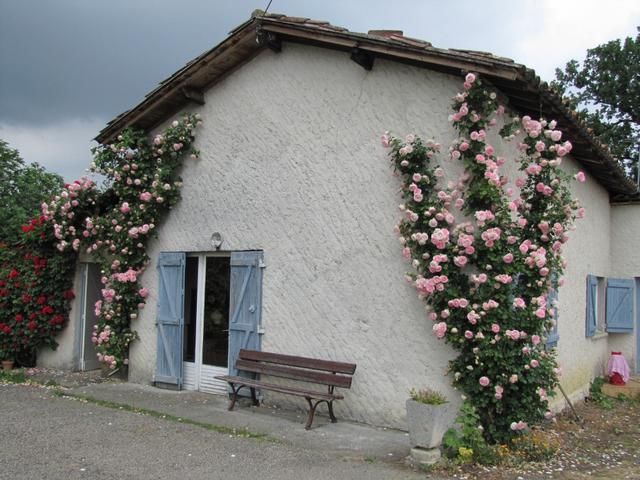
[228,251,264,378]
[546,273,559,348]
[605,278,634,333]
[585,274,598,337]
[154,252,186,387]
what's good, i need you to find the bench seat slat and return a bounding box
[234,359,353,388]
[239,349,356,375]
[215,375,344,401]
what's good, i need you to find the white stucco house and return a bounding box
[39,13,640,429]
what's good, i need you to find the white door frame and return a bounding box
[183,252,230,394]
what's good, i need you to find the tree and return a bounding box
[552,29,639,181]
[0,140,64,244]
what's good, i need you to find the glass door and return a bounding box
[182,254,230,394]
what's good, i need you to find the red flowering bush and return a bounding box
[0,216,76,365]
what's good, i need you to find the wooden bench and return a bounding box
[215,349,357,429]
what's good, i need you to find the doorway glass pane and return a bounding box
[183,257,199,363]
[202,257,230,367]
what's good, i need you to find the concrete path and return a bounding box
[69,381,413,461]
[1,383,425,480]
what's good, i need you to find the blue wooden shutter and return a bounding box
[585,274,598,337]
[546,273,559,348]
[228,251,263,377]
[154,252,186,387]
[606,278,634,333]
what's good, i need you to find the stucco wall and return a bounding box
[112,41,622,427]
[610,204,640,370]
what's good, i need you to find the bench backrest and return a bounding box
[236,349,356,389]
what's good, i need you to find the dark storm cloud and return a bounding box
[0,0,253,125]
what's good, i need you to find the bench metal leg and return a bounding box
[228,384,239,411]
[327,400,337,423]
[304,397,319,430]
[250,387,259,406]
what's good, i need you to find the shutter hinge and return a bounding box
[257,327,265,335]
[259,260,266,268]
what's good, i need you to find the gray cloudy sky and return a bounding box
[1,0,638,181]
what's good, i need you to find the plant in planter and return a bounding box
[406,388,458,449]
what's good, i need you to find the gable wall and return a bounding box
[128,42,619,427]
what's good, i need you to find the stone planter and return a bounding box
[405,399,458,449]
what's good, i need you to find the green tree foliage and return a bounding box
[552,29,639,181]
[0,140,64,244]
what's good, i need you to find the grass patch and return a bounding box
[57,392,272,441]
[0,369,27,384]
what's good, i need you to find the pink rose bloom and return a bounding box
[139,288,149,299]
[464,330,474,339]
[120,202,130,213]
[530,359,540,368]
[515,178,525,188]
[513,297,526,309]
[509,374,518,384]
[381,134,390,148]
[454,256,468,268]
[433,322,448,339]
[459,141,469,151]
[412,173,422,182]
[491,323,500,333]
[506,330,520,341]
[575,171,586,183]
[465,73,476,84]
[503,253,514,264]
[535,308,546,318]
[531,335,541,345]
[479,376,490,387]
[139,191,152,202]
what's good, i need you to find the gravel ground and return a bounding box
[0,383,422,480]
[426,396,640,480]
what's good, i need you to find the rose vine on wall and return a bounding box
[39,114,201,369]
[383,74,586,442]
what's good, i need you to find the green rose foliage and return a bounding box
[383,74,583,443]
